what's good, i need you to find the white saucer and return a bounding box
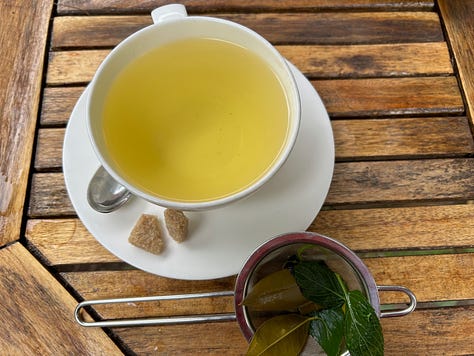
[63,63,334,280]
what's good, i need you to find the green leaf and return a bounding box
[246,314,311,356]
[293,261,345,308]
[242,269,309,311]
[309,308,344,356]
[344,290,384,356]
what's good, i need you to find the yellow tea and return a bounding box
[102,37,289,202]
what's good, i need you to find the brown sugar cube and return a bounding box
[164,209,188,243]
[128,214,164,255]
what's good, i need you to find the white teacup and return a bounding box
[87,4,300,210]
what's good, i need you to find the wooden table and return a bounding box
[1,1,473,354]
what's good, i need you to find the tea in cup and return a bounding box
[87,4,300,210]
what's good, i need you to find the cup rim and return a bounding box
[233,231,381,341]
[86,14,301,211]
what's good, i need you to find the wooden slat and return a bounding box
[312,204,474,251]
[229,12,444,45]
[326,158,474,206]
[381,306,474,355]
[332,117,474,160]
[35,128,65,171]
[0,1,54,246]
[25,219,120,265]
[25,203,474,266]
[57,0,435,15]
[51,15,146,49]
[40,87,83,126]
[279,42,453,79]
[47,50,106,85]
[315,76,464,117]
[107,306,474,355]
[28,173,75,218]
[34,117,473,172]
[51,12,443,49]
[0,243,121,354]
[114,322,246,355]
[439,0,474,127]
[46,42,453,84]
[366,253,474,303]
[28,158,474,217]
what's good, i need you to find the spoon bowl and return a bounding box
[87,166,132,213]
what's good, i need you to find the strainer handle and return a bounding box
[377,285,417,318]
[74,291,236,327]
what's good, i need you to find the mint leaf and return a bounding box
[344,290,384,356]
[309,308,344,356]
[246,314,311,356]
[293,261,345,308]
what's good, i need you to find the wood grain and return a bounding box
[229,11,444,45]
[114,322,246,355]
[381,306,474,355]
[51,15,146,49]
[25,219,120,265]
[312,204,474,251]
[46,42,453,84]
[51,12,443,49]
[327,158,474,206]
[47,50,107,85]
[439,0,474,128]
[0,243,121,354]
[28,173,75,218]
[279,42,453,79]
[107,306,474,355]
[57,0,434,15]
[0,1,54,246]
[366,253,474,303]
[314,76,464,117]
[332,117,474,160]
[34,128,65,171]
[40,87,84,126]
[25,202,474,266]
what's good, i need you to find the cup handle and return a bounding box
[151,4,188,24]
[377,285,417,318]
